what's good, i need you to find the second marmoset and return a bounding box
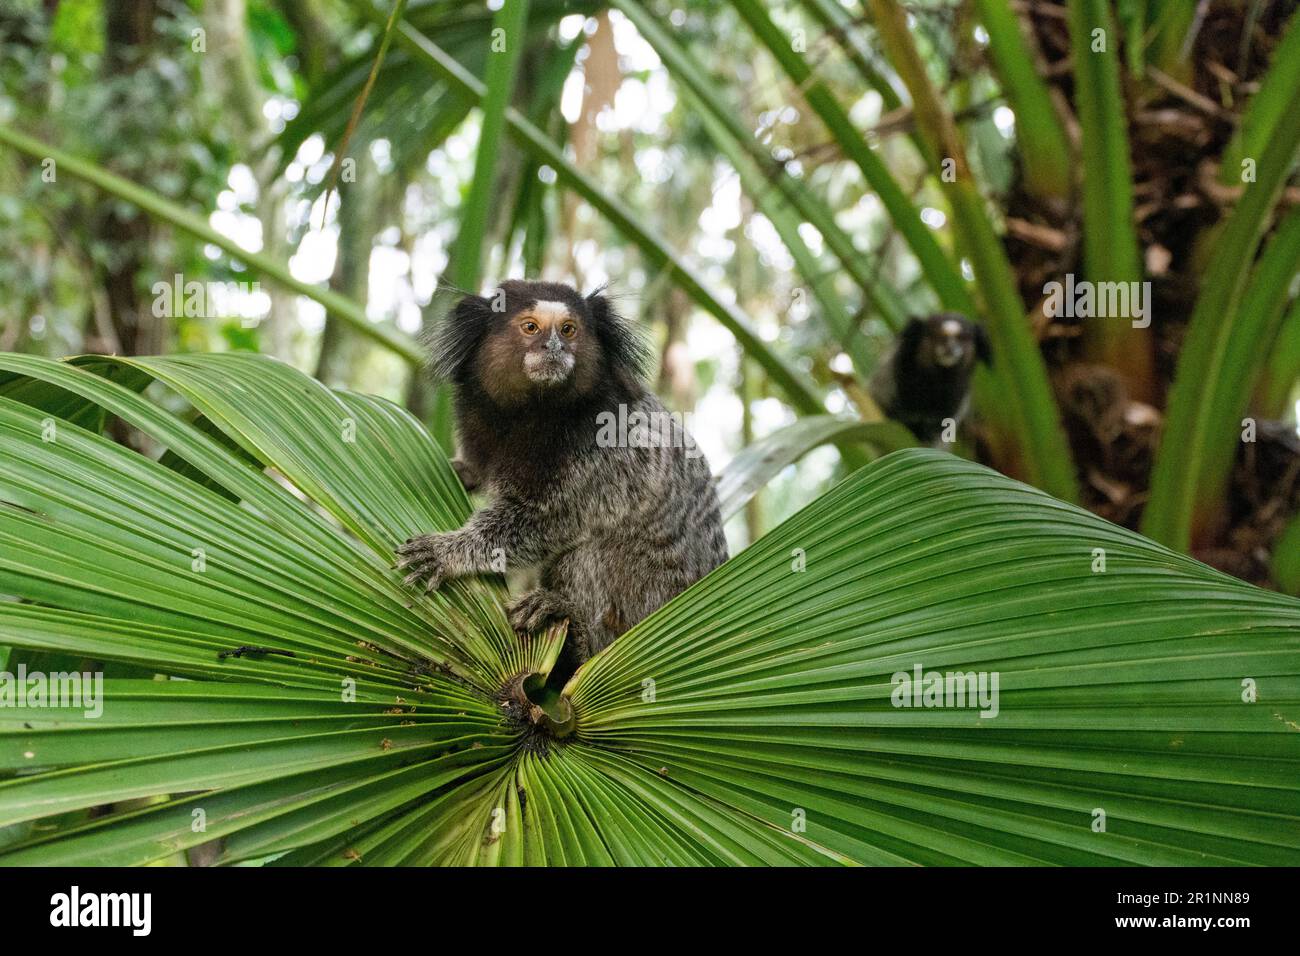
[869,312,991,445]
[397,280,728,674]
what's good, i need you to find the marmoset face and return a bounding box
[916,313,988,371]
[475,283,602,403]
[516,300,581,385]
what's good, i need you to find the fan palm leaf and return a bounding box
[0,353,1296,866]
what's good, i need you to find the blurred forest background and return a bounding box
[1,0,1299,587]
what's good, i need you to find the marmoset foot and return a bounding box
[507,588,575,636]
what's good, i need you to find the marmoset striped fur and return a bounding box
[397,280,728,677]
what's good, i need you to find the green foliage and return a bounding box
[1274,512,1300,597]
[1068,0,1151,395]
[715,414,915,519]
[1143,119,1300,550]
[971,0,1071,201]
[1,354,1297,865]
[0,124,421,363]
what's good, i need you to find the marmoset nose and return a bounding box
[545,332,564,353]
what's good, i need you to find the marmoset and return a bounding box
[397,280,728,678]
[868,313,991,445]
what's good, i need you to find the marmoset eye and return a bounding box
[561,322,576,338]
[521,320,540,334]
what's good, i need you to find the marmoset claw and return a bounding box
[396,535,448,592]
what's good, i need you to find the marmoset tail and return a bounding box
[397,280,728,679]
[868,313,991,445]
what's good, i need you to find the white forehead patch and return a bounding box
[529,301,572,321]
[941,319,963,337]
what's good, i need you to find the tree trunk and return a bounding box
[97,0,162,356]
[316,161,378,385]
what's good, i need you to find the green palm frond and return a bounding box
[1068,0,1153,398]
[716,415,915,519]
[1,354,1297,866]
[972,0,1071,201]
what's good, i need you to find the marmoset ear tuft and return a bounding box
[587,289,653,379]
[898,316,928,356]
[428,293,493,384]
